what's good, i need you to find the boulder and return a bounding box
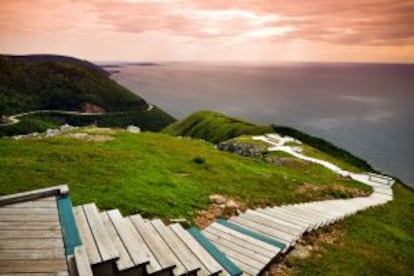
[209,194,226,204]
[127,125,141,133]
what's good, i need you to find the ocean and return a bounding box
[111,62,414,187]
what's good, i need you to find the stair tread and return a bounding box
[101,210,136,271]
[73,206,101,265]
[170,223,224,275]
[188,227,242,276]
[107,210,153,270]
[81,203,118,262]
[229,216,296,244]
[129,214,179,274]
[151,219,201,275]
[203,225,275,260]
[74,246,93,276]
[203,230,270,268]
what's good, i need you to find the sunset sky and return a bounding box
[1,0,413,63]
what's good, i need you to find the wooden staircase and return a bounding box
[71,174,393,276]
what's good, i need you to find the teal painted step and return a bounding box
[188,227,242,276]
[57,196,82,255]
[216,219,286,250]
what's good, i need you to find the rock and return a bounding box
[290,245,311,259]
[126,125,141,133]
[45,128,60,137]
[209,194,226,205]
[217,141,266,157]
[60,124,74,132]
[225,199,239,209]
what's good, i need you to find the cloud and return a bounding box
[1,0,413,61]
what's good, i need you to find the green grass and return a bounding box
[163,110,273,144]
[290,183,414,275]
[0,129,366,220]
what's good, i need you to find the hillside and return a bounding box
[164,111,375,172]
[0,55,175,134]
[8,54,109,76]
[0,127,412,274]
[163,110,273,143]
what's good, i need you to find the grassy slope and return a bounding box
[0,129,365,220]
[163,110,273,144]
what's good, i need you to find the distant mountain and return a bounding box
[8,54,109,76]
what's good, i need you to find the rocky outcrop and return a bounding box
[217,141,267,157]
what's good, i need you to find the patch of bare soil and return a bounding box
[66,133,113,142]
[80,102,105,113]
[194,194,247,229]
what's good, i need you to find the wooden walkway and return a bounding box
[0,134,395,276]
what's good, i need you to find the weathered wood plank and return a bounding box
[170,223,223,275]
[151,219,201,274]
[0,230,62,239]
[73,206,101,265]
[82,203,118,262]
[0,208,58,215]
[107,210,152,270]
[209,223,278,254]
[0,248,65,260]
[74,246,94,276]
[0,239,64,250]
[203,238,261,276]
[229,217,294,245]
[129,214,178,274]
[0,185,66,207]
[0,221,61,230]
[203,230,269,267]
[0,214,58,222]
[203,226,274,260]
[0,259,68,273]
[101,211,135,271]
[6,200,57,208]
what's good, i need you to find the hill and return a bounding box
[163,110,273,143]
[8,54,109,76]
[164,111,376,173]
[0,55,175,134]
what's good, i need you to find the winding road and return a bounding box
[0,104,155,127]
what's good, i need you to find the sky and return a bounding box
[0,0,413,63]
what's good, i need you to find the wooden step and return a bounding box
[73,204,118,276]
[169,223,224,276]
[102,210,148,274]
[228,216,295,246]
[203,222,282,275]
[188,227,242,276]
[238,211,303,239]
[246,209,306,233]
[129,214,179,275]
[283,205,338,224]
[74,245,93,276]
[254,208,313,231]
[151,219,201,275]
[266,207,323,228]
